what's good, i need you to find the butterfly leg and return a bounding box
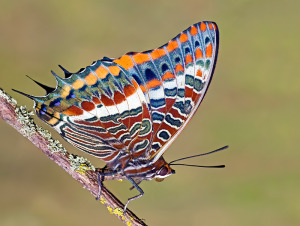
[96,169,117,200]
[124,176,144,214]
[129,178,142,190]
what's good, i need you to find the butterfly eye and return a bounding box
[155,165,175,181]
[157,166,169,177]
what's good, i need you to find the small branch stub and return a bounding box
[0,88,146,226]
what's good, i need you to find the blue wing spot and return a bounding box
[185,47,190,54]
[40,104,47,115]
[49,98,62,107]
[66,90,76,100]
[161,64,169,74]
[184,100,192,114]
[195,41,200,47]
[194,79,204,92]
[196,60,204,67]
[108,124,127,134]
[174,102,186,115]
[166,114,182,128]
[158,130,170,140]
[175,57,181,63]
[145,68,157,81]
[165,87,177,97]
[85,116,98,122]
[120,133,131,143]
[153,112,164,121]
[134,139,149,151]
[205,59,211,69]
[132,73,143,86]
[150,98,166,108]
[185,74,194,87]
[177,88,185,98]
[205,37,210,44]
[152,143,160,150]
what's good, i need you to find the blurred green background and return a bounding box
[0,0,299,225]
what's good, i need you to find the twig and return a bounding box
[0,88,146,226]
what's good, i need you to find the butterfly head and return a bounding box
[153,158,175,182]
[152,146,228,182]
[154,164,175,182]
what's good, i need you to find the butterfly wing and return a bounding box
[32,21,218,164]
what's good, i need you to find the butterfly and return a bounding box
[14,21,224,211]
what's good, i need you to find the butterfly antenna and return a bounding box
[169,145,228,166]
[169,163,225,168]
[25,75,55,95]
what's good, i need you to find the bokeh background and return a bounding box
[0,0,299,225]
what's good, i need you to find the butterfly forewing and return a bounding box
[114,21,219,161]
[148,22,219,161]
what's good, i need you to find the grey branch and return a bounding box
[0,88,146,226]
